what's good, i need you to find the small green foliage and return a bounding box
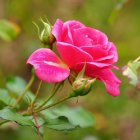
[43,116,78,131]
[0,89,16,106]
[53,106,95,128]
[6,76,35,102]
[0,108,33,126]
[122,57,140,86]
[41,106,95,131]
[0,75,94,132]
[0,106,94,132]
[6,76,27,94]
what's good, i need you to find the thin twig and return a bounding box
[13,75,35,108]
[31,80,42,107]
[34,95,72,113]
[35,83,62,110]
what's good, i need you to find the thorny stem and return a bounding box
[13,74,35,108]
[33,113,41,140]
[34,95,72,113]
[35,83,62,110]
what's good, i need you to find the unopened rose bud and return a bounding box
[71,78,95,97]
[40,20,55,46]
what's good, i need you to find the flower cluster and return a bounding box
[27,19,121,96]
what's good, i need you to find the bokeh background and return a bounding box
[0,0,140,140]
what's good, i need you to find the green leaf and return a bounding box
[6,76,28,94]
[0,19,20,41]
[0,108,33,126]
[0,89,16,106]
[41,106,95,131]
[53,106,95,128]
[43,116,78,131]
[122,57,140,86]
[6,76,35,102]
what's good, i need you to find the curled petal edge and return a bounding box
[27,48,70,83]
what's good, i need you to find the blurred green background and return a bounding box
[0,0,140,140]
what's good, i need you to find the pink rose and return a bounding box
[27,19,121,96]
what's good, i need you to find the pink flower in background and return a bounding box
[27,19,121,96]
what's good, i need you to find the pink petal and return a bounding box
[52,19,85,43]
[107,42,118,62]
[89,69,121,96]
[95,55,114,62]
[72,27,108,46]
[75,62,112,76]
[81,45,108,60]
[62,22,85,45]
[81,44,117,64]
[62,20,85,43]
[27,48,70,83]
[61,24,74,44]
[56,42,93,69]
[72,28,94,47]
[63,20,85,29]
[52,19,63,42]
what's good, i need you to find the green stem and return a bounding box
[31,80,42,107]
[13,74,35,108]
[35,83,62,110]
[134,56,140,62]
[34,95,72,113]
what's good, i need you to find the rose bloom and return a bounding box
[27,19,121,96]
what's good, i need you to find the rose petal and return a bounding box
[72,27,108,46]
[63,20,85,29]
[75,62,112,76]
[72,28,94,46]
[62,21,85,43]
[52,19,63,42]
[107,42,118,62]
[52,19,85,43]
[81,45,108,59]
[56,42,93,69]
[81,45,117,64]
[95,55,114,62]
[27,48,70,83]
[61,24,74,44]
[89,69,121,96]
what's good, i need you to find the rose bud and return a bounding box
[40,19,55,46]
[71,78,96,97]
